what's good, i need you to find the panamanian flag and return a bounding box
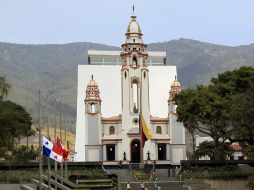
[43,136,63,162]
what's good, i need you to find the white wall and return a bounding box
[75,65,177,161]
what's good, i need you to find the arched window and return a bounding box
[124,71,127,79]
[132,81,138,113]
[156,126,162,134]
[90,103,96,113]
[143,71,146,79]
[132,56,137,68]
[133,39,135,43]
[109,126,115,135]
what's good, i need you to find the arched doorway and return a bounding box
[131,139,140,163]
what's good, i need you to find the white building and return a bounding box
[75,11,187,165]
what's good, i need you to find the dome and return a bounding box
[87,75,97,86]
[171,80,181,88]
[168,77,182,101]
[88,79,97,86]
[126,19,142,34]
[126,14,142,34]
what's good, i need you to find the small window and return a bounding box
[124,71,127,79]
[129,48,131,51]
[156,126,162,134]
[133,39,135,42]
[143,71,146,79]
[109,126,115,135]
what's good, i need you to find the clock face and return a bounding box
[133,118,139,125]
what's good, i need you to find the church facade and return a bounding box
[75,12,186,165]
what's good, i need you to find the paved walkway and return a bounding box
[0,184,35,190]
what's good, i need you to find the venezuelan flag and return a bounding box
[140,115,153,147]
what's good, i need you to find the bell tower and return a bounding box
[85,75,101,114]
[120,8,152,160]
[84,75,102,161]
[168,76,182,113]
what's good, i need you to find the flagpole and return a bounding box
[64,118,67,179]
[54,99,57,188]
[38,89,43,190]
[46,93,51,189]
[59,99,63,184]
[140,76,143,164]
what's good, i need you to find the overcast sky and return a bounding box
[0,0,253,46]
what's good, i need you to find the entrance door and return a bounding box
[158,143,167,160]
[106,144,115,161]
[131,139,140,163]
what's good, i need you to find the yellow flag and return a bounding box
[141,115,153,139]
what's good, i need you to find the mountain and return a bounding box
[0,39,253,128]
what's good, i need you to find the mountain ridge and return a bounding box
[0,38,253,127]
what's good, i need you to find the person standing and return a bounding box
[126,181,130,190]
[154,177,158,188]
[141,181,145,190]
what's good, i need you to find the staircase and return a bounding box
[30,171,116,190]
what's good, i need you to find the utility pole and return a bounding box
[38,89,43,190]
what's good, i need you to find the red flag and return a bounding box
[56,137,69,161]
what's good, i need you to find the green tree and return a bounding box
[0,76,10,106]
[0,101,33,152]
[175,66,254,160]
[175,86,232,160]
[195,141,233,160]
[12,145,39,163]
[211,67,254,146]
[231,85,254,141]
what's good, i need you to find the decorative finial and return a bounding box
[91,74,93,80]
[131,4,136,18]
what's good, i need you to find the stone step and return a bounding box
[184,179,205,185]
[76,179,112,184]
[20,184,36,190]
[107,169,137,182]
[75,184,113,189]
[189,183,211,190]
[238,164,254,173]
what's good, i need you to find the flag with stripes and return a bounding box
[140,115,153,147]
